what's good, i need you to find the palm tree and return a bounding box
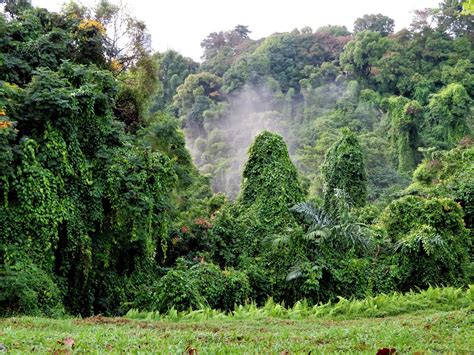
[290,189,374,253]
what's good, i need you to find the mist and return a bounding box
[185,83,292,199]
[183,76,367,200]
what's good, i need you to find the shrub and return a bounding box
[189,263,227,309]
[0,261,64,317]
[93,271,127,316]
[152,269,205,313]
[239,258,274,306]
[380,195,471,290]
[149,261,252,312]
[188,262,251,311]
[221,268,251,310]
[329,258,372,300]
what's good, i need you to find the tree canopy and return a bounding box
[1,0,472,317]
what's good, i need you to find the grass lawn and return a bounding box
[1,309,473,353]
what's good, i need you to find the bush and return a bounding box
[189,263,227,309]
[239,258,274,306]
[122,268,163,312]
[221,268,251,310]
[380,195,471,290]
[152,269,205,313]
[0,261,64,317]
[188,262,251,311]
[328,258,371,300]
[149,262,251,312]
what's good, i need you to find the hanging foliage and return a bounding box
[322,129,367,214]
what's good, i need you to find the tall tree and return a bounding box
[234,24,251,39]
[425,83,471,147]
[436,0,474,39]
[353,14,395,36]
[322,129,367,214]
[238,131,304,232]
[340,30,389,83]
[386,97,422,174]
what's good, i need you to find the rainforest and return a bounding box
[0,0,473,352]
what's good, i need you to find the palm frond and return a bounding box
[395,225,446,256]
[291,202,333,228]
[286,265,303,281]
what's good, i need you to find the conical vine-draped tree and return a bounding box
[387,97,422,174]
[322,129,367,214]
[237,131,304,232]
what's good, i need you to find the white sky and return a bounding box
[32,0,441,61]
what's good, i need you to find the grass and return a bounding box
[1,286,473,353]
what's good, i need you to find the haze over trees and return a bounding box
[0,0,472,317]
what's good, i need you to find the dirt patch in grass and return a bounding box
[74,315,133,326]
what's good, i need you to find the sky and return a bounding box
[32,0,441,61]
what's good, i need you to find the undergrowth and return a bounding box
[125,285,474,322]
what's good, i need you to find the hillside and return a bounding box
[0,0,472,319]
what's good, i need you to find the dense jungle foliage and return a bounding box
[0,0,472,317]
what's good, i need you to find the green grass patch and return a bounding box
[1,310,473,353]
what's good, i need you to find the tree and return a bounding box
[353,14,395,36]
[3,0,31,17]
[93,0,152,70]
[406,140,474,229]
[425,83,471,147]
[386,97,422,174]
[440,59,473,97]
[200,31,227,59]
[114,53,160,132]
[321,129,367,214]
[151,50,198,112]
[238,131,304,232]
[340,31,389,83]
[201,25,252,61]
[291,196,373,254]
[173,72,222,134]
[436,0,474,39]
[410,8,437,33]
[373,39,415,94]
[138,112,194,187]
[316,25,351,36]
[234,24,251,39]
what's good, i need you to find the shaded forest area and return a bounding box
[0,0,472,316]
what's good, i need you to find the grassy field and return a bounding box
[1,287,473,353]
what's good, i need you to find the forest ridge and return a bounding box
[0,0,472,317]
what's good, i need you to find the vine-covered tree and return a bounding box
[238,131,304,232]
[386,97,422,174]
[322,129,367,214]
[425,83,471,147]
[380,195,471,290]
